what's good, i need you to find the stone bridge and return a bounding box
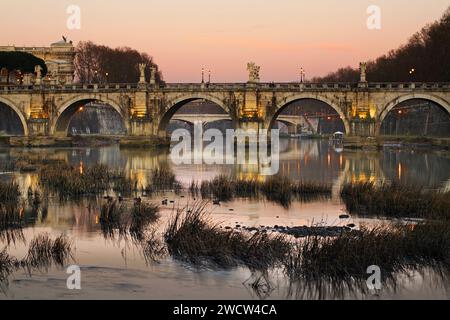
[1,80,449,138]
[171,114,319,134]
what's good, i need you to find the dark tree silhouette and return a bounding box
[0,52,47,84]
[312,7,450,83]
[74,41,164,84]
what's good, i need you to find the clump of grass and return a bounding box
[39,163,119,198]
[113,175,138,197]
[25,233,73,269]
[145,167,182,194]
[0,248,17,289]
[130,202,160,241]
[194,175,331,207]
[100,200,128,238]
[200,175,235,201]
[140,228,166,264]
[341,182,450,219]
[1,233,74,291]
[0,181,20,203]
[100,199,159,241]
[261,176,293,208]
[284,221,450,282]
[164,202,290,270]
[0,203,26,246]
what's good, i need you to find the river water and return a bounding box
[1,139,450,300]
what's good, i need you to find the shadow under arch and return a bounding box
[268,94,350,134]
[0,97,28,136]
[379,93,450,132]
[158,94,234,136]
[52,95,127,136]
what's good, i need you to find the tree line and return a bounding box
[312,7,450,83]
[74,41,164,84]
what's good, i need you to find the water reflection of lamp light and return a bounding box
[333,146,344,153]
[398,163,402,180]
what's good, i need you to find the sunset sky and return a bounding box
[1,0,448,82]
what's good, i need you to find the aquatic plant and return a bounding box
[99,199,128,238]
[145,167,182,194]
[341,181,450,219]
[193,175,331,207]
[0,248,17,290]
[130,202,160,241]
[164,202,290,270]
[1,233,74,291]
[25,233,73,269]
[0,181,20,203]
[140,228,166,264]
[0,203,26,246]
[200,175,235,201]
[100,199,159,241]
[39,163,112,197]
[113,175,138,197]
[284,221,450,283]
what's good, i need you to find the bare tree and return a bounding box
[74,41,164,84]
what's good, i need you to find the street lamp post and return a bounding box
[300,67,305,83]
[208,70,211,84]
[201,68,205,83]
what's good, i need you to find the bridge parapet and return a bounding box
[1,82,450,93]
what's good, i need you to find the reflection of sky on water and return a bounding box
[1,142,450,299]
[2,140,450,192]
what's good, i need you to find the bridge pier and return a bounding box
[28,118,49,136]
[129,116,155,136]
[350,119,376,137]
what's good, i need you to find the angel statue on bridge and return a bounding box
[247,62,260,83]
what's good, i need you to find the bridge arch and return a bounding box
[52,95,127,135]
[0,97,28,136]
[158,94,234,136]
[268,94,350,134]
[379,93,450,125]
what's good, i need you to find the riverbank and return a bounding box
[0,135,170,149]
[343,135,450,151]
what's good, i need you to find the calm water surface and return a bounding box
[1,139,450,299]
